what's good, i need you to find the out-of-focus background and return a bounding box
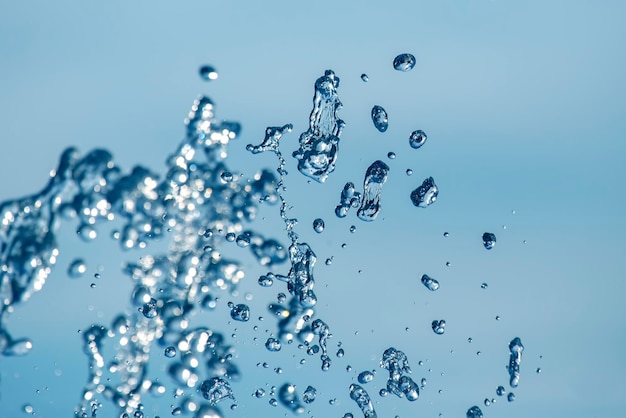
[1,1,625,417]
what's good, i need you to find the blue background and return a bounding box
[1,1,625,417]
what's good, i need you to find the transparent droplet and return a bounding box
[466,406,483,418]
[410,177,438,208]
[229,303,250,322]
[431,319,446,335]
[265,337,281,352]
[164,346,177,358]
[349,225,356,233]
[409,130,427,149]
[393,53,416,72]
[496,386,506,396]
[357,160,390,222]
[220,171,233,183]
[68,258,87,278]
[406,169,413,176]
[200,377,234,405]
[349,384,377,418]
[253,388,266,398]
[421,274,440,291]
[361,74,369,82]
[199,65,218,81]
[358,370,374,384]
[482,232,496,250]
[484,398,491,406]
[140,298,158,318]
[302,385,317,404]
[258,274,274,287]
[371,106,388,132]
[336,348,345,357]
[481,283,488,289]
[387,152,396,159]
[313,218,325,233]
[507,392,516,402]
[225,232,236,242]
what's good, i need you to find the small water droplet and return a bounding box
[431,319,446,335]
[313,218,325,233]
[466,406,483,418]
[164,346,176,358]
[265,337,281,352]
[199,65,218,81]
[406,168,413,176]
[387,152,396,159]
[361,74,369,82]
[481,283,488,289]
[357,370,374,384]
[507,392,516,402]
[68,259,87,278]
[409,130,427,149]
[421,274,440,291]
[393,53,416,72]
[482,232,496,250]
[410,177,438,208]
[371,106,388,132]
[496,386,506,396]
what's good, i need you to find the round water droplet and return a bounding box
[140,298,158,318]
[313,218,325,233]
[225,232,236,242]
[358,370,374,384]
[265,337,281,352]
[484,398,491,406]
[68,258,87,278]
[229,303,250,322]
[199,65,218,81]
[371,105,388,132]
[496,386,506,396]
[236,234,250,247]
[507,392,516,402]
[258,275,273,287]
[361,73,369,82]
[254,388,266,398]
[336,348,345,357]
[406,169,413,176]
[409,130,427,149]
[481,283,488,289]
[77,224,98,241]
[393,53,416,71]
[466,406,483,418]
[349,225,356,233]
[387,152,396,159]
[482,232,496,250]
[220,171,233,183]
[164,346,177,358]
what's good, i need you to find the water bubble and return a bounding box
[199,65,218,81]
[408,130,427,149]
[349,384,377,418]
[410,177,438,208]
[68,258,87,278]
[265,337,282,352]
[371,106,388,132]
[393,53,416,72]
[361,74,369,82]
[303,385,317,404]
[313,218,325,233]
[421,274,439,291]
[164,346,177,358]
[482,232,496,250]
[200,378,234,405]
[357,160,390,222]
[466,406,483,418]
[358,370,374,384]
[229,303,250,322]
[496,386,506,396]
[431,320,446,335]
[507,392,516,402]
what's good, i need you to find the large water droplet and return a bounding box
[229,302,250,322]
[393,53,416,72]
[371,106,388,132]
[265,337,281,352]
[408,130,427,149]
[410,177,438,208]
[349,384,377,418]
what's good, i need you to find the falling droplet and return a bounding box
[393,53,416,72]
[496,386,506,396]
[357,160,390,222]
[482,232,496,250]
[302,385,317,404]
[199,65,218,81]
[507,392,516,402]
[371,106,388,132]
[508,337,524,388]
[406,169,413,176]
[229,302,250,322]
[387,152,396,160]
[409,130,427,149]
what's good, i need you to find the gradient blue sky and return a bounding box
[1,1,625,417]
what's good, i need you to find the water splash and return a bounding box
[292,70,345,183]
[357,161,390,222]
[371,106,388,132]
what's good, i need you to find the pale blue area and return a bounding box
[1,1,625,417]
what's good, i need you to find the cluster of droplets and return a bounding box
[379,347,420,401]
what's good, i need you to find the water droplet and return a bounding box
[225,232,236,242]
[303,385,317,404]
[484,398,491,406]
[507,392,516,402]
[140,298,158,318]
[536,367,542,374]
[508,337,524,388]
[199,65,218,81]
[361,74,369,82]
[481,283,488,289]
[77,224,97,241]
[358,370,374,384]
[387,152,396,159]
[410,177,438,208]
[408,130,427,149]
[371,106,388,132]
[421,274,440,291]
[164,346,176,358]
[220,171,233,183]
[235,234,250,247]
[482,232,496,250]
[258,274,274,287]
[229,303,250,322]
[253,388,266,398]
[278,383,305,414]
[336,348,345,357]
[68,258,87,278]
[358,160,390,222]
[269,398,278,407]
[431,319,446,335]
[349,384,377,418]
[313,218,325,233]
[23,404,34,414]
[265,337,281,352]
[349,225,357,233]
[200,378,234,405]
[496,386,506,396]
[466,406,483,418]
[393,53,416,72]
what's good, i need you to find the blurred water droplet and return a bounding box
[481,283,488,289]
[361,74,369,82]
[140,298,158,318]
[411,177,438,208]
[220,171,233,183]
[199,65,218,81]
[371,106,388,132]
[496,386,506,396]
[507,392,516,402]
[68,258,87,278]
[393,53,416,72]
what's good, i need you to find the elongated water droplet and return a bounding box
[421,274,439,291]
[199,65,218,81]
[371,106,388,132]
[349,384,377,418]
[357,160,390,222]
[393,53,416,72]
[409,130,427,149]
[410,177,438,208]
[508,337,524,387]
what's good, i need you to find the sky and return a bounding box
[1,1,625,417]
